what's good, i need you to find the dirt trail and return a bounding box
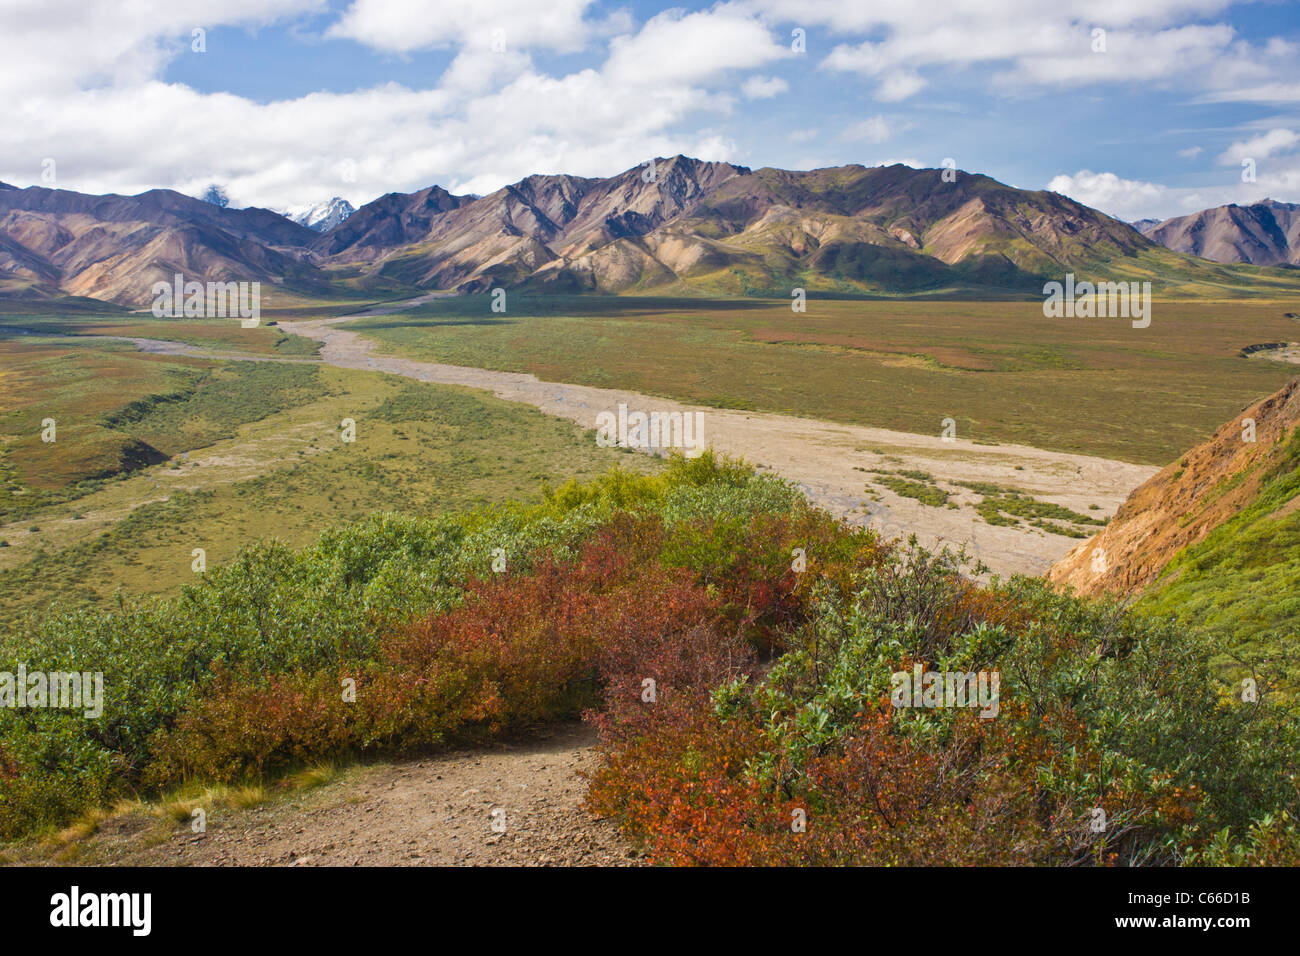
[57,724,636,867]
[279,298,1157,577]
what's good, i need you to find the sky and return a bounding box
[1,0,1298,222]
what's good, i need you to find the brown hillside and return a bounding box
[0,186,322,306]
[1140,199,1300,266]
[1047,378,1300,597]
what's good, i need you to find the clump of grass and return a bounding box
[51,843,85,864]
[157,781,267,823]
[972,490,1106,535]
[954,480,1106,535]
[288,763,341,792]
[53,807,110,843]
[160,797,202,824]
[227,784,268,809]
[869,471,950,507]
[956,480,1026,496]
[1030,519,1090,538]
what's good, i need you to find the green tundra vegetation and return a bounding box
[1,454,1297,865]
[0,308,322,357]
[1138,425,1300,690]
[345,294,1300,465]
[0,332,648,625]
[864,469,1108,537]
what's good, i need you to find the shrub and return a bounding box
[587,544,1300,866]
[5,452,1297,871]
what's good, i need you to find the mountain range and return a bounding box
[0,180,326,303]
[1135,199,1300,267]
[2,158,1298,308]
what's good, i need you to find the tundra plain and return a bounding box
[3,293,1297,620]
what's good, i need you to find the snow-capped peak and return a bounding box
[282,197,355,233]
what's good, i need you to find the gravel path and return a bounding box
[71,724,637,867]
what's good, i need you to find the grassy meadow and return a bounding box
[0,307,323,357]
[0,328,652,625]
[348,294,1300,465]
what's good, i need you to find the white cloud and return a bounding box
[742,75,788,99]
[842,115,892,143]
[1048,170,1171,221]
[875,70,926,102]
[0,0,327,97]
[1049,165,1300,221]
[1006,24,1234,88]
[1218,128,1299,165]
[436,47,536,95]
[1177,146,1203,159]
[326,0,596,54]
[737,0,1288,107]
[1202,83,1300,104]
[0,2,789,208]
[604,8,790,86]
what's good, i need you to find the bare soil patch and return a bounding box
[29,724,635,868]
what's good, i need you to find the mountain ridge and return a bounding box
[1137,198,1300,266]
[4,160,1300,306]
[0,184,327,304]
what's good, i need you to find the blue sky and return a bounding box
[2,0,1299,220]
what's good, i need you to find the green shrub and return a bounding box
[0,452,795,837]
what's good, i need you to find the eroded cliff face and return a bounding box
[1048,378,1300,598]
